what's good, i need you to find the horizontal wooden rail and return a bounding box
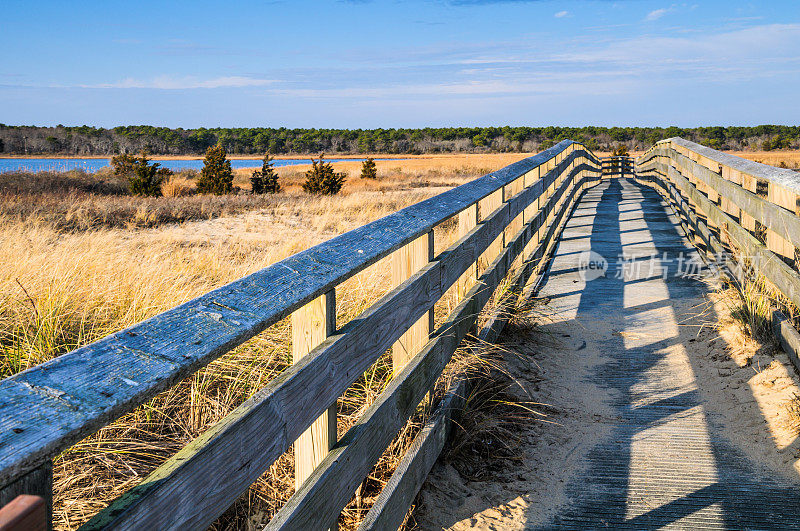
[635,138,800,377]
[82,155,599,530]
[267,163,598,530]
[636,163,800,374]
[0,141,600,529]
[359,161,598,531]
[0,141,599,491]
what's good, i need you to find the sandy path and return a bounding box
[413,178,800,529]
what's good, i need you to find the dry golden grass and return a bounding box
[0,158,521,529]
[726,150,800,170]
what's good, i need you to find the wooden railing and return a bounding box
[601,156,633,178]
[0,141,601,530]
[636,137,800,371]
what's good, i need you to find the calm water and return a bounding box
[0,157,379,174]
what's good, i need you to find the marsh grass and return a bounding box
[0,160,529,529]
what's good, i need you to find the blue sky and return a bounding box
[1,1,798,128]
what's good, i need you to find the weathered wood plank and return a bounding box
[266,170,561,531]
[456,204,478,299]
[668,137,800,196]
[639,166,800,382]
[664,148,800,249]
[356,379,466,531]
[292,291,337,491]
[0,142,592,487]
[392,232,434,374]
[78,156,595,531]
[656,161,800,310]
[356,165,602,531]
[478,188,504,274]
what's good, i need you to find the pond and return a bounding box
[0,157,381,174]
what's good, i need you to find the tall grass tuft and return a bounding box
[0,161,508,529]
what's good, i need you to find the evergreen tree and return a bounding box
[111,151,170,196]
[360,157,377,179]
[302,154,346,195]
[251,153,280,194]
[197,144,234,195]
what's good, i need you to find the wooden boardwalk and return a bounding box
[4,139,800,529]
[531,177,800,529]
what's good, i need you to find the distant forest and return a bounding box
[1,124,798,156]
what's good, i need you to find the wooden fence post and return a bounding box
[292,291,337,491]
[523,165,542,261]
[478,189,505,274]
[392,231,434,374]
[767,183,798,266]
[457,204,478,300]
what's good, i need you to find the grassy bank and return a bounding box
[0,159,513,529]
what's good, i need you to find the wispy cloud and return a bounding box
[645,8,669,21]
[82,75,276,90]
[555,10,569,18]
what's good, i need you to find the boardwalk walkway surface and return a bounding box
[415,178,800,529]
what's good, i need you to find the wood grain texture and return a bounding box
[266,184,546,531]
[392,232,434,374]
[268,165,601,530]
[292,291,337,491]
[640,156,800,310]
[456,204,478,299]
[478,188,504,274]
[638,161,800,385]
[78,154,598,531]
[662,148,800,249]
[355,380,466,531]
[0,142,594,488]
[356,165,602,531]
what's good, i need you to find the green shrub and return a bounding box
[111,152,171,196]
[360,157,377,179]
[197,144,234,195]
[302,154,346,195]
[110,153,138,176]
[251,153,280,194]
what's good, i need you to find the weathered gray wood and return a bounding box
[480,166,595,343]
[636,162,718,253]
[356,379,466,531]
[266,178,551,531]
[0,142,595,488]
[651,147,800,249]
[666,137,800,196]
[358,172,602,531]
[637,161,800,380]
[79,155,598,531]
[654,161,800,311]
[773,310,800,374]
[266,167,600,531]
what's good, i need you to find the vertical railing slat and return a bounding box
[391,231,434,374]
[292,291,337,491]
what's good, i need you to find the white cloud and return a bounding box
[84,75,275,90]
[645,8,669,21]
[555,10,569,18]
